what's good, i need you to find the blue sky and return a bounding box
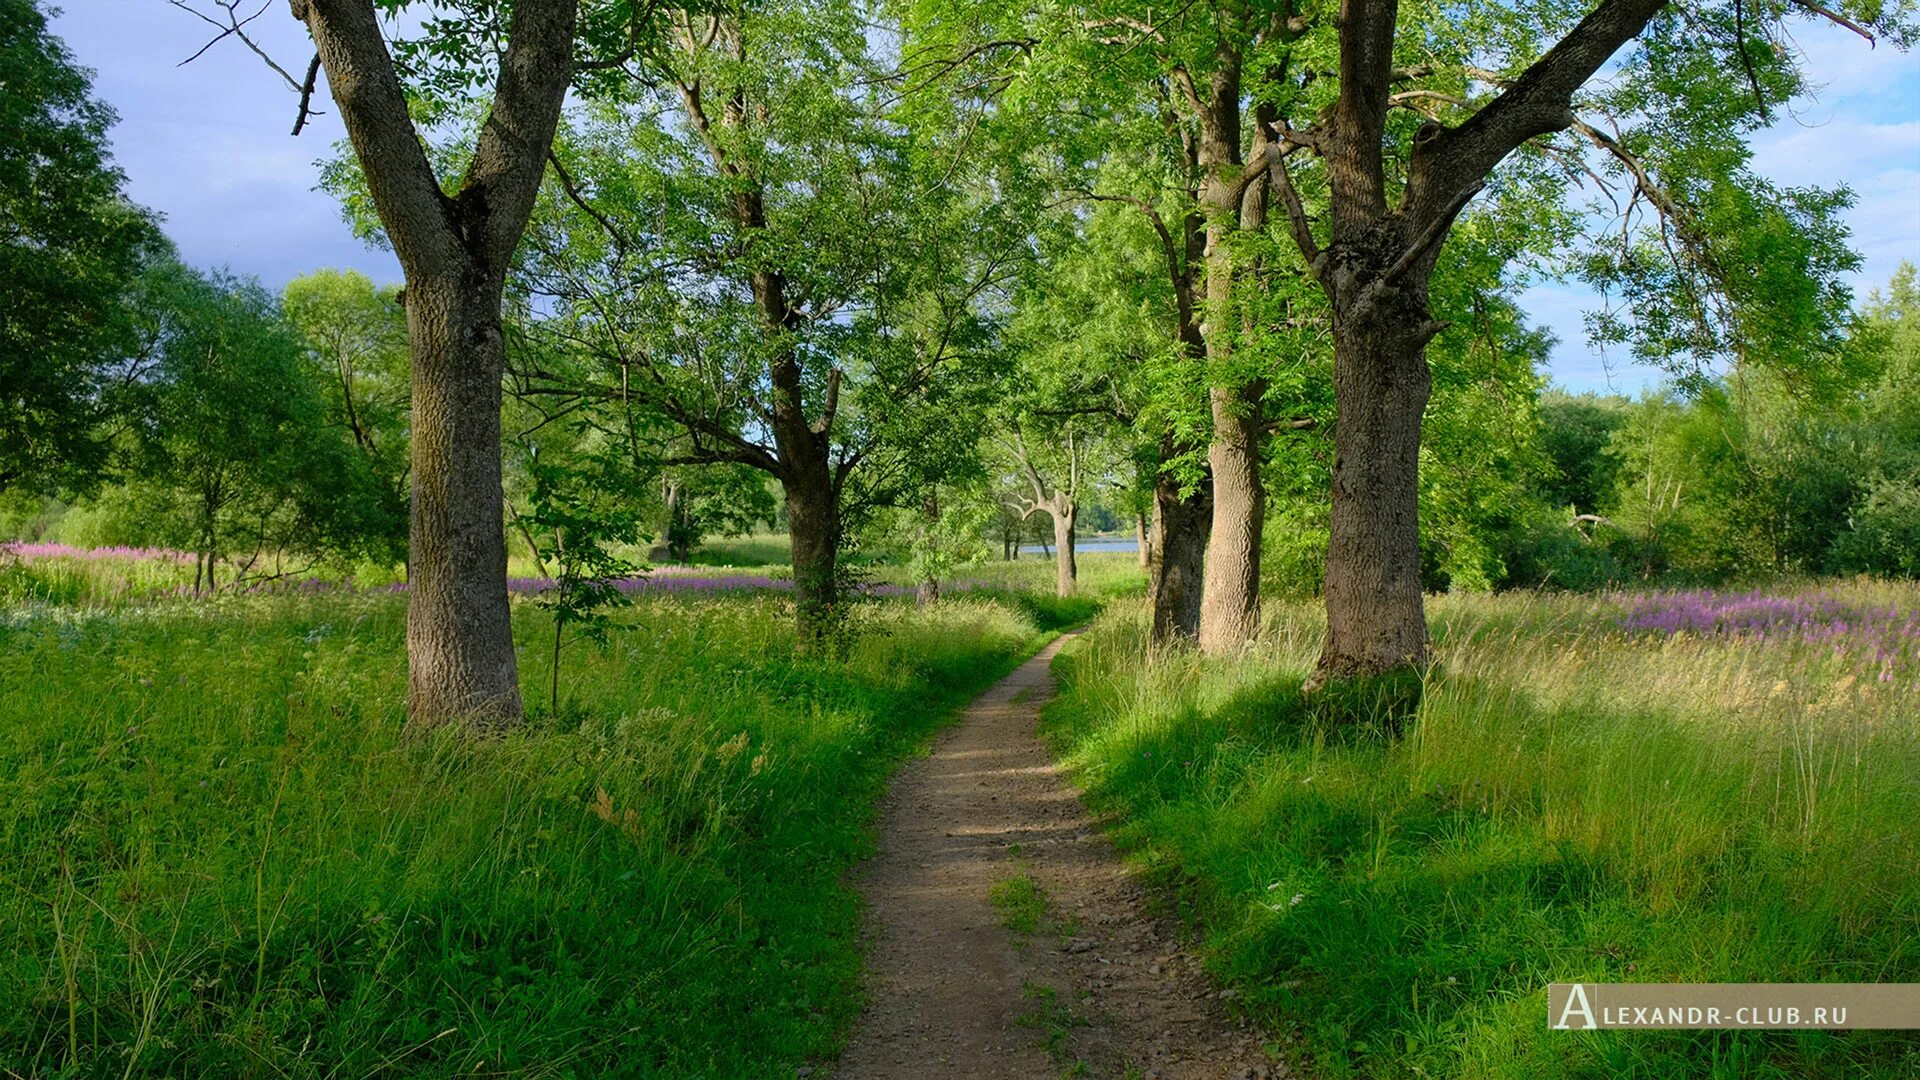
[47,3,1920,395]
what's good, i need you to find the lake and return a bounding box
[1017,538,1139,555]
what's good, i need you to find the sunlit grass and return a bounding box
[865,550,1148,596]
[1042,582,1920,1080]
[0,591,1057,1077]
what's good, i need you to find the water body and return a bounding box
[1017,538,1139,555]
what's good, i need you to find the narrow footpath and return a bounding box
[834,632,1287,1079]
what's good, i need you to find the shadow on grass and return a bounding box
[1042,636,1920,1080]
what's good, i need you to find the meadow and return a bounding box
[1042,582,1920,1079]
[0,544,1087,1078]
[6,541,1918,1078]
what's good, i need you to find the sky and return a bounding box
[45,2,1920,395]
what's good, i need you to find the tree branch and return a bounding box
[176,0,302,88]
[293,0,462,275]
[457,0,581,271]
[1383,180,1482,286]
[1326,0,1401,228]
[1406,0,1668,226]
[1784,0,1876,43]
[1569,117,1695,238]
[548,149,630,252]
[1266,145,1321,266]
[811,367,841,436]
[290,52,321,135]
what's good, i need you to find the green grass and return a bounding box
[1015,981,1090,1075]
[991,872,1050,937]
[923,551,1149,599]
[684,533,793,567]
[0,590,1057,1077]
[1040,586,1920,1080]
[0,553,198,606]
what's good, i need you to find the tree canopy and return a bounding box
[0,0,163,493]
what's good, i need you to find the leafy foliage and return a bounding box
[0,0,164,492]
[520,441,645,711]
[115,263,394,589]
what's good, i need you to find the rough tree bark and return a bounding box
[291,0,578,729]
[1051,500,1078,597]
[783,460,840,641]
[1150,456,1211,643]
[1118,174,1215,645]
[1316,286,1434,682]
[1262,0,1670,688]
[758,273,843,645]
[1192,0,1276,655]
[1199,379,1265,651]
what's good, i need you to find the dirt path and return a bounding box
[834,632,1286,1080]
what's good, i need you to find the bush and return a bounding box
[1497,512,1630,592]
[1262,502,1329,597]
[1830,477,1920,578]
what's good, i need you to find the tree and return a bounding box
[998,177,1214,641]
[519,442,642,714]
[649,463,776,563]
[1002,426,1089,597]
[1537,392,1630,515]
[0,0,163,493]
[1829,264,1920,577]
[283,0,581,728]
[282,269,411,563]
[514,0,1020,644]
[123,262,384,590]
[1262,0,1900,687]
[1564,265,1920,584]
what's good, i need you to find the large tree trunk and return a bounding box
[1200,381,1265,652]
[296,0,578,730]
[1052,501,1077,597]
[1149,469,1209,644]
[1310,293,1433,686]
[1288,0,1668,696]
[783,463,840,646]
[404,273,522,727]
[1190,18,1274,656]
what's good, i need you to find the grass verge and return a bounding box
[1,592,1054,1077]
[1040,588,1920,1080]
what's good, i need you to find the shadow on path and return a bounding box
[834,633,1289,1079]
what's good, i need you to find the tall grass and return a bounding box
[869,550,1148,597]
[0,591,1056,1077]
[1041,583,1920,1080]
[683,533,794,568]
